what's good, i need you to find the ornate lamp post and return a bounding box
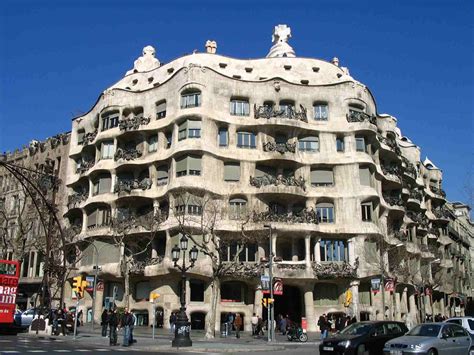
[171,234,199,347]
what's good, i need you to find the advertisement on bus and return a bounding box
[0,260,20,325]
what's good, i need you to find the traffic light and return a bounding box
[261,298,274,308]
[72,276,87,299]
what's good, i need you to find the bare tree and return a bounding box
[110,208,164,308]
[172,191,265,339]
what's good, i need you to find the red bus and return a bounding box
[0,260,20,325]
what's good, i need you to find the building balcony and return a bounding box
[252,208,318,224]
[254,104,308,122]
[118,115,151,132]
[382,192,404,207]
[408,189,423,203]
[401,156,417,178]
[381,164,402,182]
[80,129,98,146]
[312,260,358,279]
[67,188,89,208]
[377,134,401,155]
[76,159,95,174]
[429,186,447,199]
[346,111,376,125]
[250,174,306,191]
[114,147,142,162]
[262,141,296,154]
[406,211,430,229]
[114,177,152,194]
[431,207,450,221]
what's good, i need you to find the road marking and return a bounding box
[2,351,20,354]
[76,350,92,353]
[53,351,71,353]
[93,350,110,352]
[27,351,47,353]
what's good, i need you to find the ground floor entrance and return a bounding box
[273,285,302,325]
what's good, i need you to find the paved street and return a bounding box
[0,330,322,354]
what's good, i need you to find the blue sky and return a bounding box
[0,0,472,204]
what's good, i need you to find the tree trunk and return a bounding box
[124,257,130,309]
[205,277,220,339]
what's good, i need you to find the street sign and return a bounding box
[273,278,283,296]
[371,278,381,294]
[85,276,95,292]
[261,275,270,294]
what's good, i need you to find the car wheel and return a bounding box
[357,344,369,355]
[299,333,308,342]
[427,348,437,355]
[469,346,474,355]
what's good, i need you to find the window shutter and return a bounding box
[157,165,169,179]
[316,202,333,208]
[224,163,240,181]
[156,101,166,112]
[99,176,111,194]
[188,155,202,171]
[87,209,97,227]
[311,169,334,184]
[300,136,318,142]
[359,167,371,186]
[187,120,201,129]
[175,156,187,174]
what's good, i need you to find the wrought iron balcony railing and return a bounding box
[382,193,404,207]
[263,141,297,154]
[118,115,151,132]
[68,188,89,208]
[250,174,306,191]
[312,260,358,279]
[254,104,308,122]
[408,189,423,201]
[346,111,376,125]
[81,129,98,146]
[76,159,95,174]
[114,147,142,161]
[407,211,430,229]
[377,134,401,155]
[381,164,402,180]
[401,156,417,177]
[114,177,152,193]
[252,208,318,224]
[432,207,450,220]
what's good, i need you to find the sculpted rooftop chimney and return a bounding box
[266,24,296,58]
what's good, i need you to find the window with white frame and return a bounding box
[313,103,329,121]
[156,100,166,119]
[311,168,334,187]
[320,239,348,261]
[230,99,250,116]
[180,90,201,108]
[229,198,247,220]
[298,136,319,152]
[175,155,202,177]
[101,111,119,131]
[187,205,202,215]
[355,136,368,153]
[218,127,228,147]
[336,137,345,152]
[148,135,158,152]
[237,131,256,148]
[316,202,334,223]
[100,141,114,159]
[361,202,373,221]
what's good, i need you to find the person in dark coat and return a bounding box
[336,316,345,332]
[108,309,118,346]
[101,309,108,337]
[318,314,329,339]
[121,308,134,347]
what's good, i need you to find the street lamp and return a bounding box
[171,234,198,348]
[381,242,404,321]
[263,224,274,342]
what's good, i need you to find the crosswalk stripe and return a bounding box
[2,351,20,354]
[53,351,71,353]
[27,351,47,353]
[93,350,110,352]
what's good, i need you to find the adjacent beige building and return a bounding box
[1,25,472,331]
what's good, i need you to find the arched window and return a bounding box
[316,202,334,223]
[314,283,339,306]
[180,89,201,109]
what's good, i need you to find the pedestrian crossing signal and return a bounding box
[261,298,274,308]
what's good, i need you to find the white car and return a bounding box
[446,317,474,339]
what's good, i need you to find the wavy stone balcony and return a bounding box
[114,147,142,161]
[401,156,417,178]
[250,174,306,191]
[254,104,308,122]
[408,189,423,203]
[406,211,430,229]
[429,186,447,199]
[377,134,401,155]
[312,260,358,279]
[431,207,450,221]
[114,177,152,194]
[262,141,296,154]
[118,115,151,132]
[381,164,402,182]
[346,111,376,125]
[252,208,318,224]
[382,193,404,207]
[80,130,98,146]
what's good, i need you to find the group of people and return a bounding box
[250,313,266,336]
[100,308,137,347]
[221,312,243,338]
[49,308,80,336]
[318,313,357,339]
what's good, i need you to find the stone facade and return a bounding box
[1,25,473,331]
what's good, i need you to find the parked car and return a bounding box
[20,308,38,328]
[319,321,408,355]
[383,322,472,355]
[445,316,474,339]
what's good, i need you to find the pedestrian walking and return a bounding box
[233,313,243,339]
[108,309,118,346]
[227,312,234,336]
[101,309,108,337]
[77,309,83,326]
[121,308,134,347]
[280,315,287,335]
[169,311,177,335]
[318,314,328,339]
[251,313,258,336]
[129,310,137,344]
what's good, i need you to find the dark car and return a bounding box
[319,321,408,355]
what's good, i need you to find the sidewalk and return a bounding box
[20,324,321,352]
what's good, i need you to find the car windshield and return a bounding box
[407,324,441,337]
[340,323,372,336]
